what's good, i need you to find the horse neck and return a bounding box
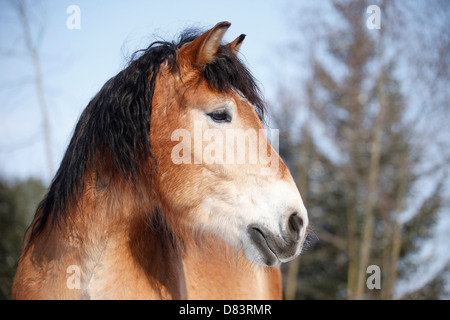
[71,176,189,299]
[180,233,282,299]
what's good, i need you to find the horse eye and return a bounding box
[208,110,231,123]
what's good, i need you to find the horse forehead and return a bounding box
[173,78,228,105]
[186,81,253,107]
[155,69,256,118]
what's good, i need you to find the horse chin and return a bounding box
[243,237,281,267]
[243,225,302,267]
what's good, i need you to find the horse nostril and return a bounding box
[288,213,303,241]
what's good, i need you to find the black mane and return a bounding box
[26,28,266,247]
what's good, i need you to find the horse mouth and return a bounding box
[248,227,280,266]
[247,224,304,267]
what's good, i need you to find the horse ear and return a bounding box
[179,21,231,67]
[226,34,246,55]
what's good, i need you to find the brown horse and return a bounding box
[13,22,308,299]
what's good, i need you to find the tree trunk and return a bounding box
[354,68,386,300]
[284,125,311,300]
[346,204,359,299]
[382,153,408,299]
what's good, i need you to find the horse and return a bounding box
[12,22,308,299]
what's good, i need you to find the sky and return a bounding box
[0,0,448,298]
